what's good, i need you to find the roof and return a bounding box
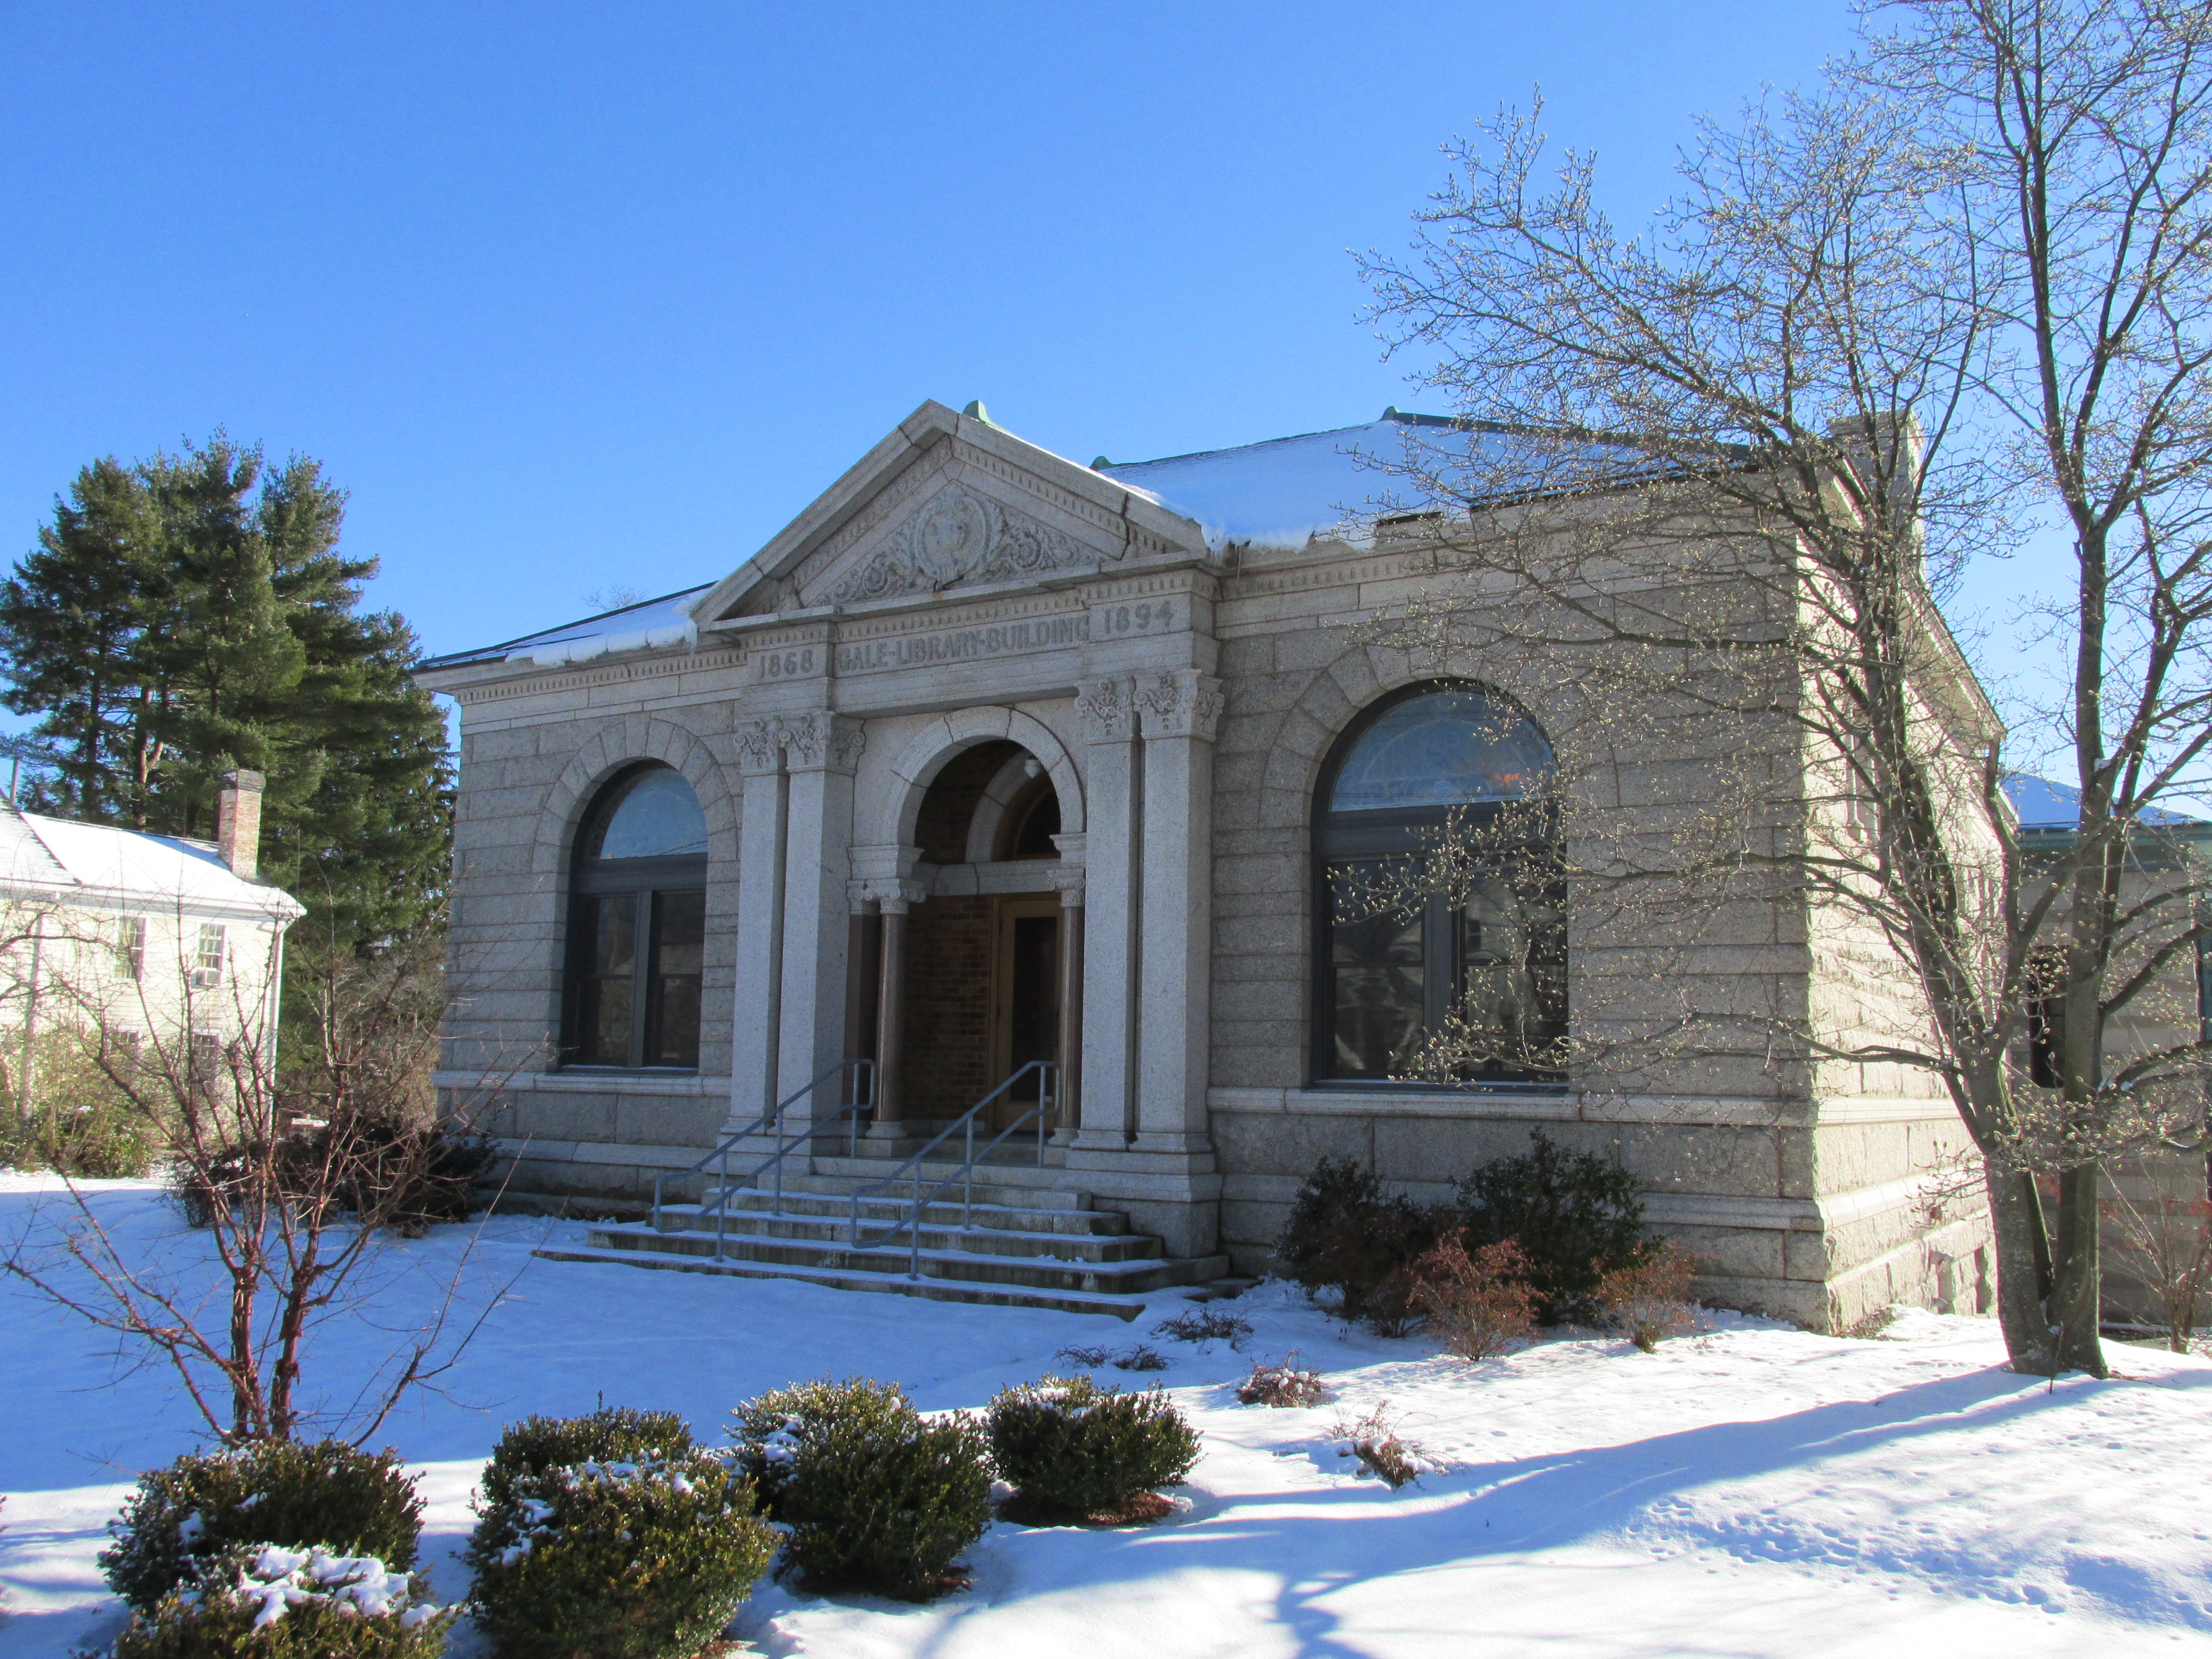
[2003,774,2207,838]
[419,405,1665,672]
[1097,409,1665,551]
[0,806,304,922]
[423,586,708,672]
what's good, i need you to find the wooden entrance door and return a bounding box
[990,896,1061,1130]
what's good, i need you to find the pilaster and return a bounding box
[1071,678,1137,1150]
[775,710,865,1123]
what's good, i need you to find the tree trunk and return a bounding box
[2053,1164,2109,1377]
[1986,1163,2061,1375]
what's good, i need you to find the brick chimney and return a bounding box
[217,770,265,881]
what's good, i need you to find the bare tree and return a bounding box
[1355,0,2212,1376]
[3,926,526,1443]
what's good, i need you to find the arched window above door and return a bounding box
[564,764,708,1070]
[1314,684,1566,1087]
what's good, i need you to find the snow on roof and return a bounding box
[2002,773,2203,831]
[1096,409,1665,550]
[0,806,302,921]
[422,410,1659,668]
[423,586,710,672]
[1096,413,1451,550]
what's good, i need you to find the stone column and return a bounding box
[1073,678,1138,1147]
[1134,672,1222,1152]
[867,878,927,1137]
[1049,838,1086,1143]
[726,719,786,1130]
[773,711,865,1127]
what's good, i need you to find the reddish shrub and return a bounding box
[1407,1236,1540,1361]
[1594,1242,1698,1351]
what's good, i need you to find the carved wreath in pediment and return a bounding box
[825,486,1114,604]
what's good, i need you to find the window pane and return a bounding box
[644,888,704,1068]
[593,769,709,861]
[1454,876,1568,1079]
[1330,689,1553,811]
[571,893,637,1065]
[1328,863,1426,1078]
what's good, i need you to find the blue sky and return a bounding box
[0,2,1861,663]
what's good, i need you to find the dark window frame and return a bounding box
[1310,680,1569,1090]
[561,764,708,1072]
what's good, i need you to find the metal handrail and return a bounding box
[846,1060,1060,1278]
[651,1058,875,1254]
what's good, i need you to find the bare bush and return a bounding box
[3,927,522,1443]
[1408,1236,1539,1361]
[1594,1242,1700,1353]
[1152,1307,1254,1350]
[2103,1170,2212,1353]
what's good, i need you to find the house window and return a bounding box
[1313,682,1568,1085]
[190,1030,224,1085]
[562,764,708,1069]
[192,924,226,988]
[114,917,146,981]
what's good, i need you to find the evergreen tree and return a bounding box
[0,458,163,821]
[0,438,452,956]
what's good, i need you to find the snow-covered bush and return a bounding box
[731,1376,991,1599]
[1330,1403,1429,1489]
[106,1544,452,1659]
[464,1442,775,1659]
[1275,1156,1456,1334]
[1408,1236,1540,1360]
[1458,1132,1656,1323]
[987,1374,1200,1523]
[100,1441,422,1615]
[1594,1241,1699,1351]
[1237,1351,1330,1408]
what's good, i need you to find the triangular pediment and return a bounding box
[690,401,1206,626]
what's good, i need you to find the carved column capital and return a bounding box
[778,711,866,774]
[865,878,930,914]
[1136,670,1224,742]
[1077,676,1136,743]
[1048,867,1086,907]
[733,718,782,775]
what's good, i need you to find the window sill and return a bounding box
[434,1069,726,1097]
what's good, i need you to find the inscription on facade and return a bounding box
[1090,597,1181,639]
[835,613,1088,674]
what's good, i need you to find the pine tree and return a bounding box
[0,458,163,821]
[0,438,453,956]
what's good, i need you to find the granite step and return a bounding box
[529,1245,1163,1320]
[651,1204,1159,1263]
[678,1187,1131,1238]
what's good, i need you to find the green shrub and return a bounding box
[987,1375,1200,1521]
[465,1441,775,1659]
[1273,1156,1456,1334]
[100,1441,422,1615]
[1458,1131,1655,1322]
[732,1376,992,1599]
[474,1404,695,1516]
[108,1543,453,1658]
[0,1029,160,1177]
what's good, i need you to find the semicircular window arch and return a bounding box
[1315,683,1566,1088]
[564,764,709,1070]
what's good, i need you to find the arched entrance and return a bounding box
[858,715,1084,1146]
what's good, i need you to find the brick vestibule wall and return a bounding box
[901,895,994,1118]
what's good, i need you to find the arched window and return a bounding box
[1314,683,1567,1085]
[564,764,708,1069]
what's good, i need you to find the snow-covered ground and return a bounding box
[5,1172,2211,1658]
